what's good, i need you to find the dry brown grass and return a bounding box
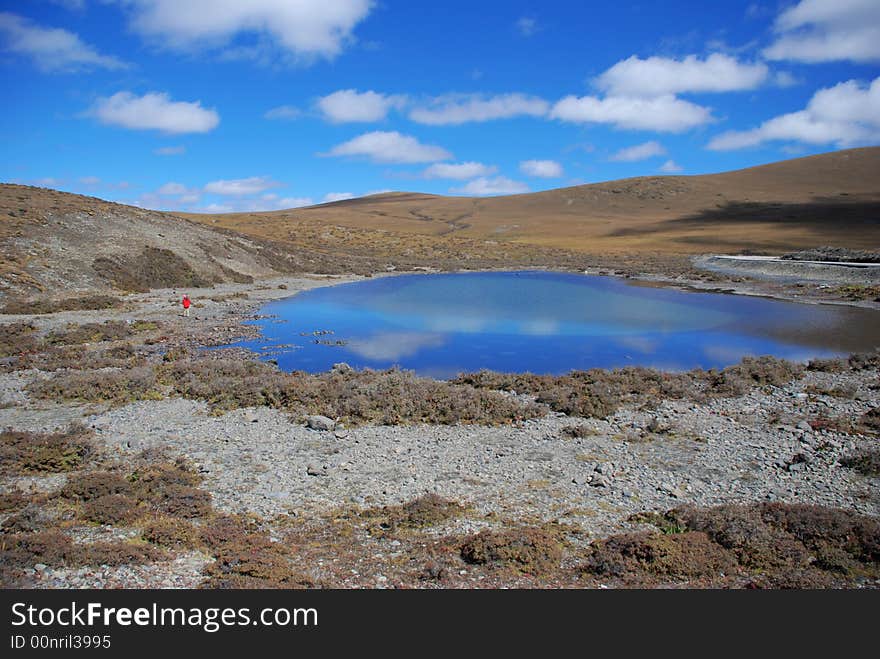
[189,147,880,257]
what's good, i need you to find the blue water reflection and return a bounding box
[229,271,880,377]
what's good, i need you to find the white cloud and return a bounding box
[157,182,187,196]
[423,162,497,180]
[409,93,549,125]
[326,131,451,163]
[550,94,712,132]
[597,54,768,96]
[154,145,186,156]
[118,0,374,61]
[610,141,667,162]
[451,176,530,196]
[317,89,405,123]
[659,160,683,172]
[708,76,880,150]
[519,159,563,178]
[764,0,880,63]
[204,176,282,196]
[92,92,220,134]
[79,176,101,185]
[516,17,538,37]
[0,12,127,72]
[264,105,301,120]
[322,192,355,203]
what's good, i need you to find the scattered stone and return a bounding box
[305,415,336,431]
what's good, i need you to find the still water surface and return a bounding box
[230,271,880,378]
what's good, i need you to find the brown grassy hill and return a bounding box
[191,147,880,256]
[0,185,378,299]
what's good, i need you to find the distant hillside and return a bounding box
[192,146,880,255]
[0,185,377,298]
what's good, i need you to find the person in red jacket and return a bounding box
[182,294,191,317]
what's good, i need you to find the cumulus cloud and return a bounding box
[264,105,301,120]
[79,176,101,185]
[519,159,563,178]
[610,141,667,162]
[409,93,549,125]
[326,131,451,163]
[0,12,127,72]
[204,176,282,196]
[422,162,497,180]
[451,176,530,196]
[316,89,405,123]
[154,145,186,156]
[708,76,880,150]
[117,0,374,61]
[91,91,220,134]
[597,54,768,96]
[659,160,683,172]
[550,94,712,132]
[764,0,880,63]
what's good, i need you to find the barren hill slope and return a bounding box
[193,147,880,255]
[0,185,377,299]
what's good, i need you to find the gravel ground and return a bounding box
[1,272,878,588]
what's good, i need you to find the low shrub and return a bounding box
[94,247,210,292]
[0,322,38,357]
[129,461,211,518]
[81,494,141,525]
[0,490,28,512]
[199,515,312,589]
[705,356,804,396]
[460,526,565,574]
[61,471,132,501]
[0,530,163,568]
[45,321,134,346]
[360,494,466,532]
[28,367,161,404]
[0,295,122,315]
[141,516,199,549]
[160,358,544,425]
[582,531,737,579]
[0,425,91,474]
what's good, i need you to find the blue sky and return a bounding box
[1,0,878,213]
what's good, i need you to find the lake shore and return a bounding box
[1,267,878,589]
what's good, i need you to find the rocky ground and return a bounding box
[1,270,878,589]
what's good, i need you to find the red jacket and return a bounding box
[182,297,191,308]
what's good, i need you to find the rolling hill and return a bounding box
[191,146,880,255]
[0,185,377,298]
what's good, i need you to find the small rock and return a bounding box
[306,415,336,431]
[306,464,325,477]
[796,420,813,432]
[34,563,47,572]
[659,483,685,498]
[589,474,612,488]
